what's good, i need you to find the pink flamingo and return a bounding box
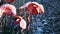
[0,0,27,34]
[19,2,44,22]
[0,4,16,17]
[19,2,44,31]
[0,3,27,34]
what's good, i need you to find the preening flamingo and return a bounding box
[19,2,44,22]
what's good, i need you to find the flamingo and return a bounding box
[0,4,17,18]
[0,4,27,33]
[1,3,27,27]
[19,2,44,15]
[19,2,44,21]
[19,2,44,32]
[0,0,27,34]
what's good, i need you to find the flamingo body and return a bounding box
[0,4,16,17]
